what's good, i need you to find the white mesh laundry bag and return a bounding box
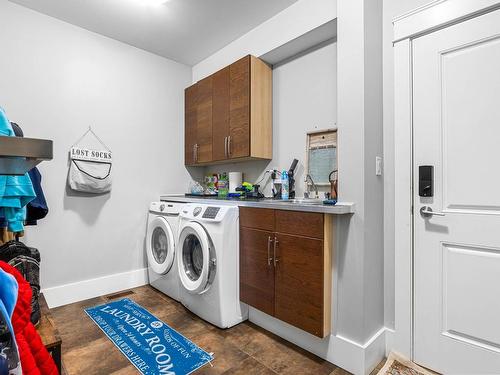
[68,127,113,194]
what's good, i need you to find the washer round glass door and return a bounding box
[178,222,214,294]
[147,216,175,275]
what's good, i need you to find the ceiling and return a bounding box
[9,0,299,66]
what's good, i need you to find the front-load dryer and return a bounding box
[177,203,248,328]
[146,201,184,301]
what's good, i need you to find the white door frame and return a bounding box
[392,0,500,359]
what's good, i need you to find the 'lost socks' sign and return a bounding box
[71,147,112,163]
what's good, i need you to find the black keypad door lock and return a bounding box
[419,165,433,197]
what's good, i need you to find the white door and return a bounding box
[146,216,175,275]
[177,222,216,294]
[413,9,500,374]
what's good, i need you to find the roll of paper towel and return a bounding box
[229,172,243,193]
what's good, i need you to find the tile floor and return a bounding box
[51,285,384,375]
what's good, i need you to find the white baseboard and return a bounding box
[384,328,396,356]
[249,307,387,375]
[42,268,149,308]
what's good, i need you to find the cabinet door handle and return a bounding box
[273,237,279,267]
[267,236,273,266]
[193,145,196,163]
[224,136,228,158]
[227,136,231,156]
[195,144,198,162]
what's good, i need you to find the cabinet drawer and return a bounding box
[239,207,274,231]
[275,210,324,239]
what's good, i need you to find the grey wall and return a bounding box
[202,41,337,198]
[382,0,433,330]
[0,1,192,290]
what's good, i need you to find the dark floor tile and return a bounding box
[51,296,106,350]
[217,321,266,354]
[330,367,353,375]
[110,366,143,375]
[126,285,182,318]
[249,332,336,375]
[222,356,277,375]
[63,336,130,375]
[161,306,217,339]
[192,331,249,374]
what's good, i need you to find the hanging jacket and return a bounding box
[0,241,42,325]
[0,108,36,232]
[26,168,48,225]
[0,262,58,375]
[0,267,22,374]
[8,122,49,226]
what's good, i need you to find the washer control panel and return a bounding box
[202,206,220,219]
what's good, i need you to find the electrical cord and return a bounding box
[254,170,271,186]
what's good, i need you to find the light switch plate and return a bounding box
[376,156,383,176]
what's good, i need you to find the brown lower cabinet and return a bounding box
[240,207,332,338]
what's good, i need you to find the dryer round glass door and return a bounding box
[146,216,175,275]
[178,222,216,294]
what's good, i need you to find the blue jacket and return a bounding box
[0,107,36,232]
[0,267,21,375]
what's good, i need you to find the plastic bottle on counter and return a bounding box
[218,173,229,198]
[281,170,289,200]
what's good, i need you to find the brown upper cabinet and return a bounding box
[185,55,272,166]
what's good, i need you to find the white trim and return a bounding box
[393,0,500,42]
[249,307,386,375]
[42,268,148,308]
[384,328,396,356]
[393,38,414,359]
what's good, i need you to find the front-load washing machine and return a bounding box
[177,203,248,328]
[146,201,184,301]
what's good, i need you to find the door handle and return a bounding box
[195,144,198,162]
[267,236,273,266]
[192,145,196,163]
[227,136,231,156]
[224,136,228,158]
[420,206,445,217]
[273,236,279,267]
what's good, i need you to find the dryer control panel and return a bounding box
[181,203,236,222]
[202,207,220,219]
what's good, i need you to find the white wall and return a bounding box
[0,0,192,306]
[382,0,432,331]
[192,0,337,81]
[336,0,384,346]
[204,42,337,198]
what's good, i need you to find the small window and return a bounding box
[306,129,337,186]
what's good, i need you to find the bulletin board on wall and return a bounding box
[305,129,337,186]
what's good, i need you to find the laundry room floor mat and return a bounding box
[85,298,214,375]
[376,352,438,375]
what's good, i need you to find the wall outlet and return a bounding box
[375,156,383,176]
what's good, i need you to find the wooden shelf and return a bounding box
[0,136,53,175]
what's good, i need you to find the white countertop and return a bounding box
[160,194,355,214]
